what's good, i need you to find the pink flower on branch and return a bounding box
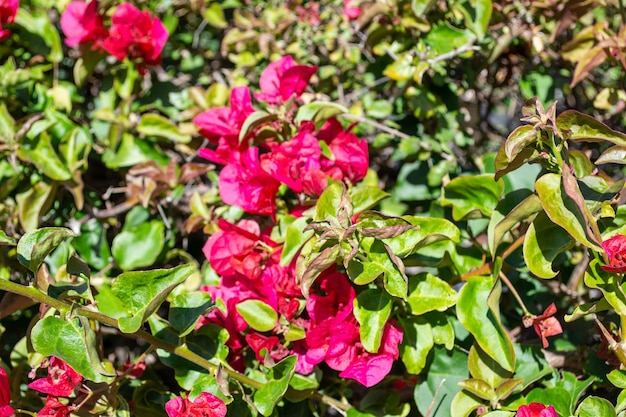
[102,3,168,72]
[255,56,317,105]
[165,392,227,417]
[28,357,82,397]
[601,234,626,273]
[37,396,74,417]
[203,219,278,280]
[0,0,18,41]
[516,403,558,417]
[523,303,562,349]
[0,368,14,417]
[60,1,108,48]
[195,86,255,164]
[218,148,280,216]
[261,129,322,193]
[318,118,369,183]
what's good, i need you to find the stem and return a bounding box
[499,271,530,316]
[0,280,351,413]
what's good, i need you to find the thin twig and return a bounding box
[499,271,530,315]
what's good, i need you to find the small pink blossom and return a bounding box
[0,0,18,41]
[165,392,227,417]
[516,403,558,417]
[246,333,289,362]
[102,3,168,72]
[28,357,83,397]
[60,1,108,48]
[601,234,626,273]
[523,303,562,349]
[255,56,317,105]
[343,0,362,20]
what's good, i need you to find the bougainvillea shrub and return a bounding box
[2,0,626,416]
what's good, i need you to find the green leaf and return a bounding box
[441,174,504,220]
[72,219,111,270]
[235,299,277,332]
[17,227,76,273]
[169,292,215,337]
[280,216,314,266]
[17,132,72,181]
[16,182,55,232]
[596,145,626,165]
[557,110,626,146]
[584,259,626,316]
[555,371,596,414]
[0,230,16,246]
[31,317,111,383]
[428,312,455,349]
[406,273,457,315]
[203,2,228,28]
[15,9,63,62]
[526,387,572,417]
[513,344,551,392]
[389,216,460,258]
[468,344,512,388]
[254,356,297,416]
[137,113,191,143]
[112,264,195,333]
[457,275,515,372]
[351,186,390,214]
[315,182,344,221]
[400,317,434,374]
[347,238,407,298]
[239,111,278,142]
[523,211,573,279]
[354,289,393,353]
[295,102,348,127]
[451,390,483,417]
[458,378,496,401]
[415,346,469,417]
[488,191,542,255]
[0,103,15,143]
[112,220,165,271]
[608,370,626,389]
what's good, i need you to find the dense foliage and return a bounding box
[3,0,626,416]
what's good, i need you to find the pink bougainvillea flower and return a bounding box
[37,396,74,417]
[601,234,626,273]
[195,86,255,164]
[246,333,289,362]
[0,0,18,41]
[261,129,322,193]
[165,392,227,417]
[218,148,280,216]
[523,303,562,349]
[306,269,356,325]
[28,357,83,397]
[203,219,265,279]
[318,118,369,183]
[60,1,108,48]
[516,403,558,417]
[102,3,168,71]
[339,320,403,387]
[0,368,14,417]
[304,317,360,371]
[343,0,362,20]
[255,56,318,105]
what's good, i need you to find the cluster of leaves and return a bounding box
[4,0,626,417]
